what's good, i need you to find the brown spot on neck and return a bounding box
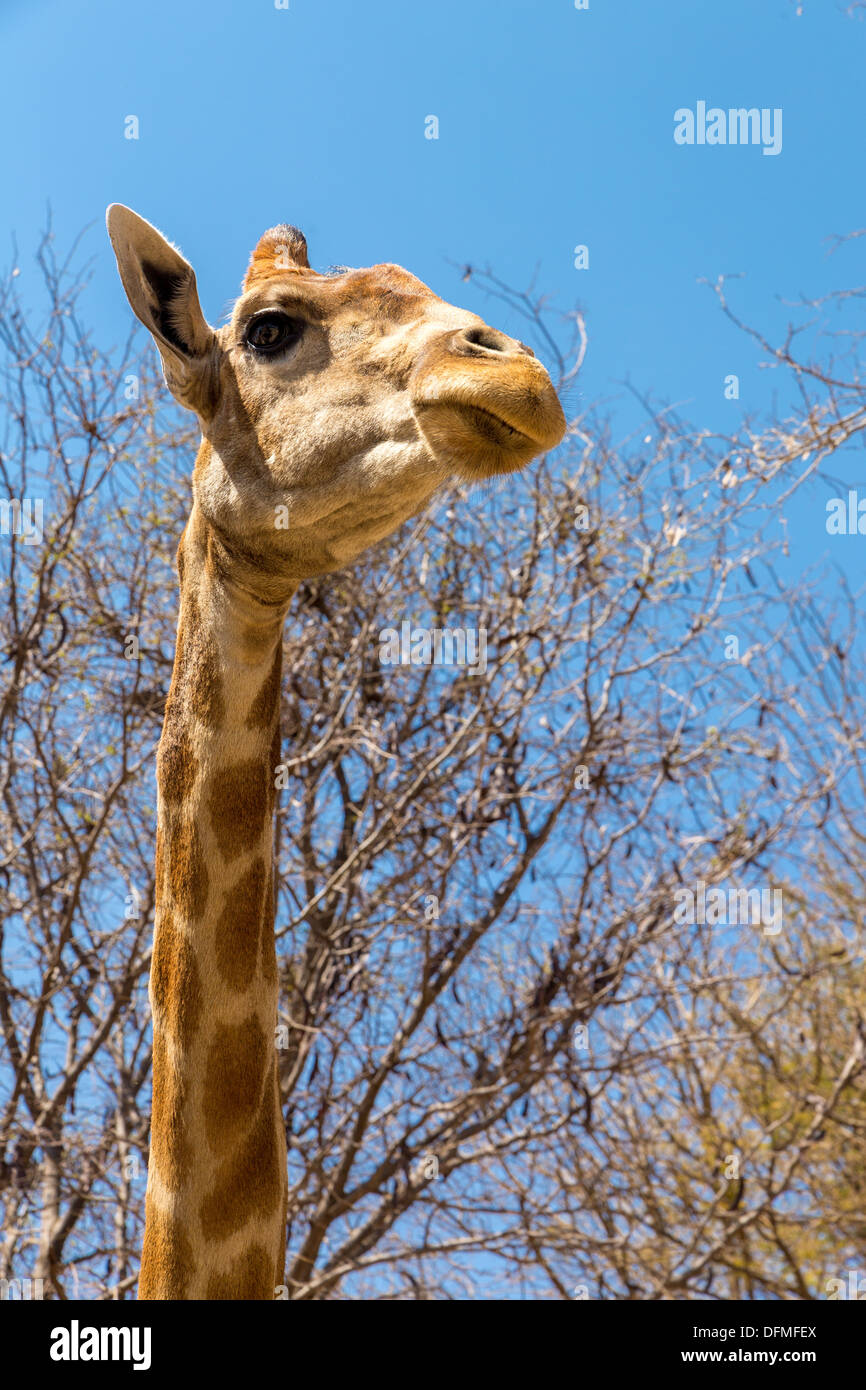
[151,910,203,1050]
[198,1059,283,1243]
[202,1013,268,1154]
[167,818,209,919]
[155,826,166,896]
[214,857,266,992]
[205,1244,277,1301]
[180,590,225,729]
[246,644,282,730]
[138,1200,196,1300]
[209,759,269,862]
[157,708,198,806]
[261,865,278,989]
[149,1031,192,1193]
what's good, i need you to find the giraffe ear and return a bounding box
[106,204,219,415]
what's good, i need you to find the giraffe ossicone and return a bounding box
[106,204,566,1300]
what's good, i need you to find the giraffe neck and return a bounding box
[140,507,293,1300]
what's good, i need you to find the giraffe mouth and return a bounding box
[411,383,566,477]
[451,403,534,448]
[413,398,540,456]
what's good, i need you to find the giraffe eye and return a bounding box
[245,311,305,355]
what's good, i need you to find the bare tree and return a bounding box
[0,226,864,1299]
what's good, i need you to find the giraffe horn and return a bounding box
[243,224,311,289]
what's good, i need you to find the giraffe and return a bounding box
[106,204,566,1300]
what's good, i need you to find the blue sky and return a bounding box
[2,0,865,560]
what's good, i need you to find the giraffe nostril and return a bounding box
[458,325,512,354]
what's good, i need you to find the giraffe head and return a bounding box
[107,205,566,582]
